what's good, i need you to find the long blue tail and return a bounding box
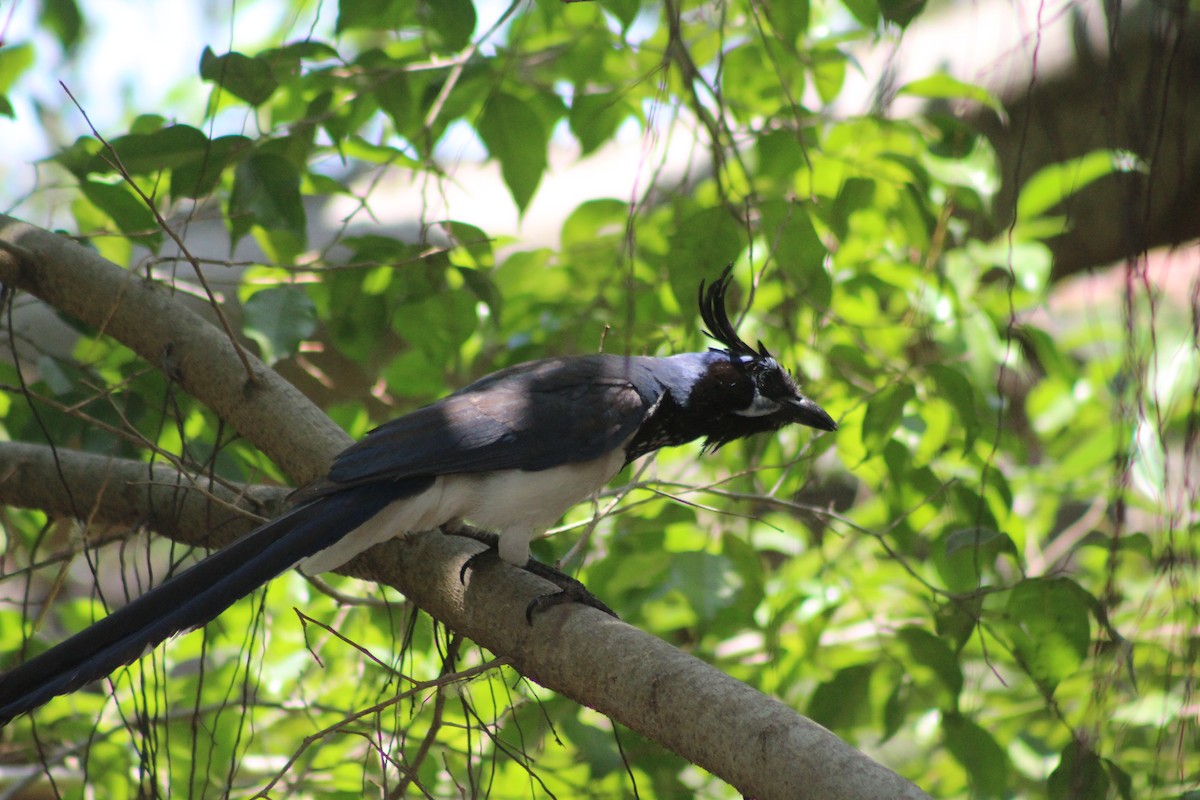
[0,483,398,726]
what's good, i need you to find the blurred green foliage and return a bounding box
[0,0,1194,798]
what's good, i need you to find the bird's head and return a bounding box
[692,266,837,450]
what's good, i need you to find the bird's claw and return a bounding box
[442,523,617,623]
[524,586,617,624]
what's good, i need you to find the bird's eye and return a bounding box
[754,360,795,399]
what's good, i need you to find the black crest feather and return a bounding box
[698,265,767,359]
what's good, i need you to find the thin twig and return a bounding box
[251,657,508,798]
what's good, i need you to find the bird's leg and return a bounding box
[440,523,617,622]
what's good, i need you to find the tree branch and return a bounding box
[0,214,349,484]
[0,217,929,800]
[0,441,927,799]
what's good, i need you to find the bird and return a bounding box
[0,266,836,725]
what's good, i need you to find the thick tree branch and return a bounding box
[0,217,928,799]
[0,215,349,484]
[0,441,284,547]
[0,441,927,799]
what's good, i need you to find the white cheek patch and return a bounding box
[734,391,782,417]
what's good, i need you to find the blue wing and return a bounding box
[297,355,662,500]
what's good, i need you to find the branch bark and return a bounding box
[0,215,349,484]
[0,216,929,800]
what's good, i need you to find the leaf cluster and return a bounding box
[0,1,1194,798]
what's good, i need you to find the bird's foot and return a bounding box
[452,528,501,583]
[519,560,617,622]
[441,523,617,623]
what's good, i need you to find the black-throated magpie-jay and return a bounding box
[0,267,836,724]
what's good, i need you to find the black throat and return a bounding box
[624,390,703,463]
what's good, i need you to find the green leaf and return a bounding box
[172,134,252,199]
[477,93,548,214]
[934,595,982,651]
[79,179,159,242]
[1048,740,1109,800]
[560,715,623,778]
[377,73,415,138]
[327,276,391,365]
[840,0,879,29]
[337,0,401,32]
[600,0,640,31]
[763,0,808,44]
[1016,149,1146,222]
[898,74,1003,117]
[258,40,341,77]
[569,91,631,156]
[0,43,34,117]
[721,43,787,121]
[1108,761,1134,800]
[53,135,103,178]
[861,380,914,452]
[921,137,1000,197]
[442,220,495,270]
[391,286,479,362]
[719,532,765,612]
[129,114,166,135]
[760,200,830,309]
[927,363,982,446]
[755,129,809,184]
[666,552,739,621]
[882,681,910,742]
[1004,577,1092,689]
[943,526,1008,558]
[86,124,210,175]
[42,0,84,51]
[934,527,1014,592]
[666,208,744,309]
[829,176,876,241]
[342,135,420,168]
[808,664,874,732]
[897,626,963,703]
[457,266,502,321]
[229,152,306,245]
[420,0,477,52]
[200,47,278,107]
[0,43,34,93]
[561,198,628,270]
[879,0,926,27]
[242,287,317,365]
[341,233,423,268]
[942,712,1009,797]
[810,45,847,105]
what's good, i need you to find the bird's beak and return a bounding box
[788,395,838,432]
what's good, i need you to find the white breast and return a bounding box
[298,446,628,575]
